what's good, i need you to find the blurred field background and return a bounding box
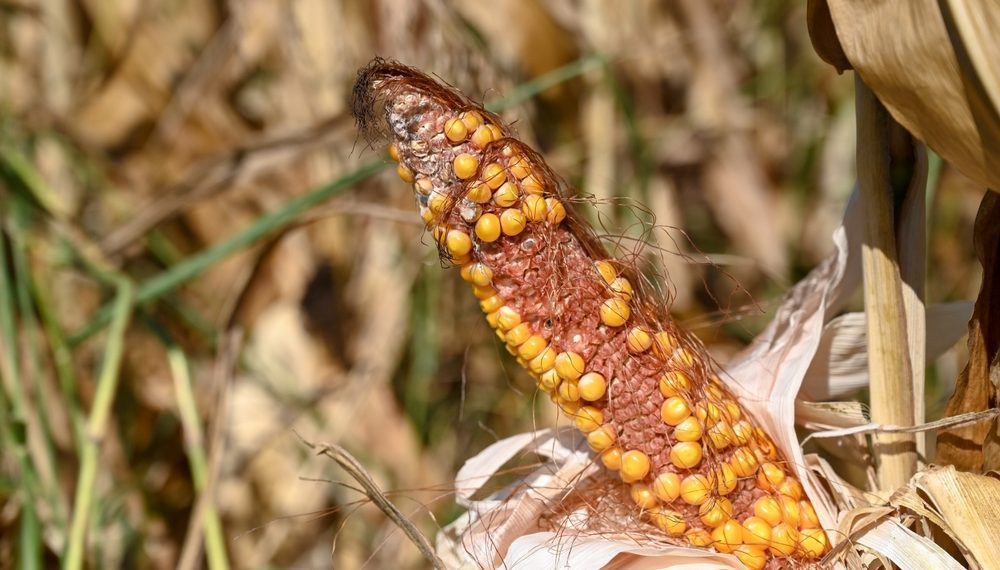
[0,1,987,568]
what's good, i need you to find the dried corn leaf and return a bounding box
[823,0,1000,191]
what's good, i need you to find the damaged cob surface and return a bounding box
[352,59,829,569]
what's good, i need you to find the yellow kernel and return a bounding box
[707,421,735,450]
[472,284,497,300]
[671,348,695,368]
[557,379,580,402]
[711,520,743,554]
[695,401,722,427]
[460,110,482,132]
[779,495,801,527]
[387,143,400,161]
[649,508,687,536]
[779,477,804,501]
[521,174,544,194]
[574,406,603,433]
[609,276,633,301]
[698,496,733,528]
[545,198,566,224]
[669,441,703,469]
[517,335,547,360]
[757,462,786,492]
[496,306,521,331]
[446,230,472,257]
[554,351,585,381]
[470,124,494,148]
[499,208,526,236]
[742,516,772,547]
[769,523,799,557]
[798,528,828,558]
[428,190,449,213]
[466,180,491,204]
[431,225,447,244]
[652,472,681,502]
[445,117,468,142]
[480,295,503,314]
[577,372,607,401]
[528,347,556,375]
[626,326,653,353]
[630,483,657,509]
[508,155,531,179]
[587,424,616,452]
[716,463,738,495]
[453,154,478,179]
[674,416,703,442]
[685,529,712,547]
[505,323,531,346]
[732,420,754,446]
[487,124,504,141]
[538,369,560,392]
[724,400,742,422]
[521,194,547,222]
[492,181,519,207]
[754,496,783,527]
[397,163,415,183]
[679,474,712,505]
[731,447,759,477]
[800,500,820,529]
[600,297,630,327]
[482,162,506,189]
[658,371,690,397]
[420,208,434,224]
[475,213,501,242]
[413,178,433,195]
[601,447,622,470]
[558,398,581,416]
[468,263,493,286]
[620,450,651,483]
[485,310,500,328]
[734,545,767,570]
[594,260,617,284]
[660,396,691,426]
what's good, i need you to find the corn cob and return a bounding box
[352,59,829,569]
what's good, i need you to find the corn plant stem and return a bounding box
[855,76,917,490]
[63,278,134,570]
[68,55,607,346]
[167,345,229,570]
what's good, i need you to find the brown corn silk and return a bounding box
[352,59,829,569]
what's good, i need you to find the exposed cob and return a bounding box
[352,59,829,569]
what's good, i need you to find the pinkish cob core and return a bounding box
[352,59,829,569]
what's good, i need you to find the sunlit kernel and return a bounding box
[587,424,616,452]
[601,447,623,470]
[600,297,630,327]
[554,351,585,381]
[468,263,493,287]
[495,306,521,331]
[538,369,560,392]
[711,520,743,554]
[732,420,754,446]
[466,180,492,204]
[574,406,603,433]
[798,528,828,558]
[446,230,472,257]
[661,396,692,426]
[577,372,607,401]
[698,496,733,528]
[460,110,483,132]
[626,326,653,353]
[470,124,494,148]
[594,260,617,284]
[670,441,703,469]
[779,495,801,527]
[757,462,786,492]
[652,472,681,502]
[471,284,497,300]
[649,508,686,536]
[731,447,759,477]
[517,335,547,360]
[742,516,772,547]
[734,545,767,570]
[716,463,738,496]
[630,483,657,509]
[397,163,415,183]
[505,323,531,347]
[474,213,501,243]
[521,194,548,222]
[679,474,712,505]
[707,422,733,450]
[769,523,799,557]
[453,154,479,180]
[557,379,580,402]
[685,529,712,547]
[620,450,651,483]
[482,162,506,189]
[499,208,527,236]
[725,400,742,422]
[444,117,468,142]
[609,276,634,301]
[800,500,820,529]
[695,402,722,427]
[779,477,804,501]
[658,370,690,397]
[528,347,556,375]
[479,295,503,314]
[545,198,566,224]
[492,181,519,207]
[674,416,704,442]
[753,496,783,527]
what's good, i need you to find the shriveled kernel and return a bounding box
[674,416,703,442]
[577,372,607,401]
[472,284,497,300]
[716,463,738,495]
[538,369,560,392]
[800,500,820,529]
[680,474,712,505]
[649,508,687,536]
[499,208,527,236]
[778,477,804,501]
[387,143,400,161]
[528,347,556,375]
[493,181,519,207]
[595,260,617,284]
[505,323,531,346]
[600,297,630,327]
[517,335,547,360]
[466,180,491,204]
[779,495,801,527]
[769,523,799,557]
[545,198,566,224]
[521,174,544,194]
[554,351,585,381]
[508,155,531,179]
[587,424,616,451]
[413,178,433,195]
[699,496,734,527]
[574,406,603,433]
[495,306,521,331]
[444,117,468,142]
[446,230,472,257]
[460,110,482,132]
[626,326,653,353]
[470,124,494,148]
[475,213,501,242]
[753,496,783,527]
[798,528,828,558]
[630,483,657,509]
[686,529,712,547]
[652,472,681,502]
[658,371,691,397]
[453,153,478,179]
[661,396,691,426]
[731,447,759,477]
[742,517,772,547]
[557,380,580,402]
[609,276,634,301]
[521,194,547,221]
[620,450,651,483]
[734,545,767,570]
[711,520,743,553]
[670,441,703,469]
[601,447,623,470]
[480,295,504,314]
[757,462,786,492]
[482,162,506,189]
